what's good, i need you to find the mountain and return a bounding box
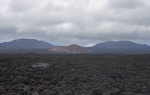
[49,44,93,54]
[91,41,150,54]
[0,38,53,49]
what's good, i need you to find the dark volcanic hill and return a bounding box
[49,44,93,54]
[91,41,150,54]
[0,38,53,49]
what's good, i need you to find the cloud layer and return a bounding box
[0,0,150,46]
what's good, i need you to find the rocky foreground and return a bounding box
[0,54,150,95]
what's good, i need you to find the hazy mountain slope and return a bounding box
[0,38,53,49]
[93,41,149,48]
[91,41,150,54]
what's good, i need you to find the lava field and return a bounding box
[0,54,150,95]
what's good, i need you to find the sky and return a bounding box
[0,0,150,46]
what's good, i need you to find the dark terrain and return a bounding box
[0,54,150,95]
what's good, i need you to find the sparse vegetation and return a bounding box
[0,54,150,95]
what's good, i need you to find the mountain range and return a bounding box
[0,38,150,54]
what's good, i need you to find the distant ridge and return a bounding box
[0,38,53,49]
[0,39,150,54]
[93,41,149,48]
[49,44,93,54]
[91,41,150,54]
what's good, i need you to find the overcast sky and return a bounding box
[0,0,150,46]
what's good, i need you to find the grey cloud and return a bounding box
[8,0,30,12]
[0,26,17,35]
[8,0,39,12]
[107,0,146,9]
[0,26,19,42]
[0,0,150,45]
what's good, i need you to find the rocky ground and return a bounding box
[0,54,150,95]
